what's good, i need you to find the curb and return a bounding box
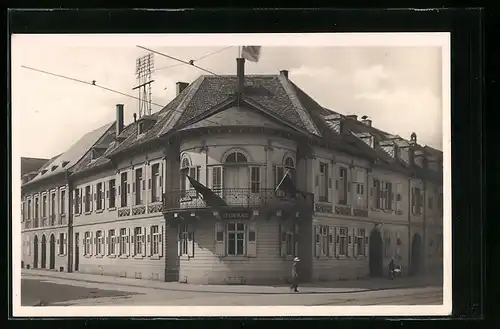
[22,272,440,295]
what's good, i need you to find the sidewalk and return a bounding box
[22,269,442,295]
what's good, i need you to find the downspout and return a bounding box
[65,169,74,273]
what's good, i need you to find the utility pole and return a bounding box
[133,53,155,118]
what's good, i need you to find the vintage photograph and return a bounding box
[11,33,451,317]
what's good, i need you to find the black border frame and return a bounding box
[5,7,486,326]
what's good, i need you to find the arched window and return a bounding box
[180,155,200,193]
[284,156,295,169]
[224,151,248,164]
[274,156,296,194]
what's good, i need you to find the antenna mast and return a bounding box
[133,53,155,118]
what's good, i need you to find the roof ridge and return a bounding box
[278,75,321,137]
[157,76,206,137]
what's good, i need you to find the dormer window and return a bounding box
[41,169,48,175]
[138,122,145,135]
[51,165,58,171]
[62,161,69,168]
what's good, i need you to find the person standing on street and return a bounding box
[290,257,300,292]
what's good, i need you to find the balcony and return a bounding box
[163,188,313,212]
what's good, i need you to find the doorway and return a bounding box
[410,233,423,276]
[369,229,384,277]
[33,235,39,269]
[41,235,47,269]
[49,234,56,270]
[74,232,80,272]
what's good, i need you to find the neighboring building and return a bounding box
[21,58,443,284]
[21,123,114,272]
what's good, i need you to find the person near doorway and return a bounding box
[290,257,300,292]
[388,258,395,280]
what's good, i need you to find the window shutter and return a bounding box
[347,228,353,257]
[187,224,195,257]
[215,222,225,256]
[159,225,164,257]
[365,231,370,257]
[56,236,60,255]
[145,226,150,257]
[130,228,135,256]
[90,232,93,256]
[353,228,358,258]
[328,226,334,257]
[102,182,106,210]
[105,234,109,256]
[72,190,76,213]
[327,165,333,203]
[177,224,182,256]
[335,227,340,258]
[314,225,321,258]
[91,185,95,212]
[247,222,257,257]
[63,233,67,255]
[126,228,130,256]
[160,161,164,189]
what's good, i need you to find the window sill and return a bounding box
[96,209,104,214]
[84,255,92,258]
[134,255,144,260]
[84,211,92,215]
[119,255,129,259]
[74,214,80,217]
[150,255,161,260]
[108,254,116,258]
[180,255,194,260]
[108,207,116,212]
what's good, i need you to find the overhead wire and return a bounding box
[20,65,224,127]
[155,46,233,71]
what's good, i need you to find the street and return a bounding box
[21,272,443,307]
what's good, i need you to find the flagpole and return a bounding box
[275,169,291,193]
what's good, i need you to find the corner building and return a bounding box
[20,58,443,285]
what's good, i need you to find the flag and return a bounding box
[186,174,228,208]
[275,170,298,198]
[241,46,261,62]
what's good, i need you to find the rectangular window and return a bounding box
[27,199,32,220]
[109,179,116,208]
[135,168,143,205]
[84,232,91,255]
[319,163,328,202]
[121,172,128,207]
[134,227,143,256]
[34,198,39,219]
[338,167,348,205]
[74,189,80,214]
[188,166,200,188]
[59,233,64,255]
[96,230,103,255]
[179,224,190,256]
[357,229,366,256]
[339,228,347,256]
[96,182,103,210]
[42,195,47,217]
[413,187,422,215]
[60,190,66,214]
[386,182,393,210]
[51,193,56,215]
[119,228,127,255]
[108,229,116,255]
[227,223,245,256]
[151,164,160,202]
[395,183,402,212]
[85,186,91,212]
[151,225,160,255]
[355,170,365,208]
[250,166,260,193]
[212,166,222,194]
[320,226,328,256]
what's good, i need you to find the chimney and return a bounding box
[237,57,245,95]
[280,70,289,79]
[116,104,124,136]
[176,82,189,95]
[346,115,358,121]
[133,113,137,122]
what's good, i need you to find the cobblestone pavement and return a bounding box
[21,272,443,307]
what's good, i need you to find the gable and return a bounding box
[179,105,297,133]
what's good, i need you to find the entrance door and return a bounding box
[369,229,384,277]
[410,233,423,276]
[41,235,47,269]
[33,235,39,269]
[224,166,249,206]
[49,234,56,270]
[74,232,80,272]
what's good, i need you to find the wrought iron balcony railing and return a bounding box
[163,188,302,211]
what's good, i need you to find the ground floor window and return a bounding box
[84,232,91,255]
[214,222,256,257]
[338,228,347,256]
[119,228,127,256]
[96,230,103,255]
[356,229,366,256]
[108,229,116,255]
[227,223,245,256]
[134,227,144,256]
[151,225,160,256]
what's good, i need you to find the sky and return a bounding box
[11,34,447,159]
